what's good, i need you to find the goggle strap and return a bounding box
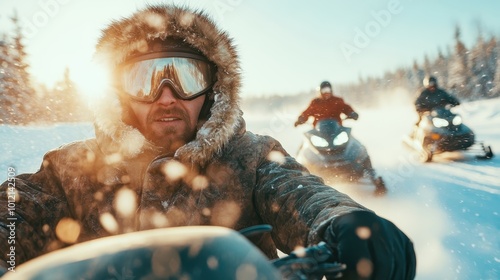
[122,51,211,66]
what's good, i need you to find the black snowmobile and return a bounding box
[296,119,387,195]
[403,106,494,162]
[1,226,345,280]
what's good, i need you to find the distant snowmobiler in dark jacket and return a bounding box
[415,76,460,116]
[0,5,416,279]
[295,81,359,127]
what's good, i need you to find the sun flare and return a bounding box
[72,60,112,106]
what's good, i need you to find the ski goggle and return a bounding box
[320,87,332,94]
[118,53,216,102]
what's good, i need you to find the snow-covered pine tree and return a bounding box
[490,38,500,97]
[10,12,39,124]
[0,31,29,124]
[50,67,84,122]
[432,48,449,88]
[0,12,38,124]
[0,34,18,124]
[468,34,495,99]
[423,54,432,76]
[411,60,425,91]
[447,26,471,100]
[483,37,497,98]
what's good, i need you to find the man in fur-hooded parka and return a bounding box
[0,5,416,279]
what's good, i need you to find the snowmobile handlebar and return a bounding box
[418,103,460,114]
[239,224,345,279]
[272,242,345,279]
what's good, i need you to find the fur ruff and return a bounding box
[93,4,243,166]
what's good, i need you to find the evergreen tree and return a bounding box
[423,54,432,75]
[335,25,498,104]
[492,39,500,97]
[33,82,53,123]
[54,67,77,121]
[411,60,425,91]
[432,48,449,88]
[0,31,26,124]
[468,35,494,99]
[485,37,498,97]
[0,12,38,124]
[44,67,92,122]
[447,25,470,99]
[12,12,39,123]
[0,34,15,124]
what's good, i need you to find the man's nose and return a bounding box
[157,86,177,105]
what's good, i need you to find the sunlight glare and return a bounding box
[73,60,112,106]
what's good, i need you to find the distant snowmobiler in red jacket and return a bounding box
[294,81,387,195]
[294,81,359,127]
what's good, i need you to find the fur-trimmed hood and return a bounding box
[93,4,243,166]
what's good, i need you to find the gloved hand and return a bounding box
[295,116,307,127]
[326,211,416,280]
[349,112,359,120]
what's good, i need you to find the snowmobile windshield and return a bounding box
[118,53,215,102]
[315,119,341,134]
[431,107,454,118]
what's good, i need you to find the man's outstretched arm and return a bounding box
[254,137,416,279]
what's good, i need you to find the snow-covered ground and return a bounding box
[246,94,500,280]
[1,97,499,279]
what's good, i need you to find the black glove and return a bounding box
[326,211,416,280]
[349,112,359,120]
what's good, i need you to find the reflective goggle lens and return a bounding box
[120,56,214,102]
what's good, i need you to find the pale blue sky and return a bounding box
[1,0,500,97]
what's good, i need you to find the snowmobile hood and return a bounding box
[92,4,243,166]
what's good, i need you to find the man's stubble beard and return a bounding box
[146,108,196,153]
[150,125,195,153]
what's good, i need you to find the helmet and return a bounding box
[423,76,438,88]
[319,81,332,94]
[320,81,332,89]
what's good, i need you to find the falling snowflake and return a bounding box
[161,200,169,209]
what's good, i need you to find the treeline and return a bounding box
[340,25,500,107]
[0,12,91,125]
[244,25,500,112]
